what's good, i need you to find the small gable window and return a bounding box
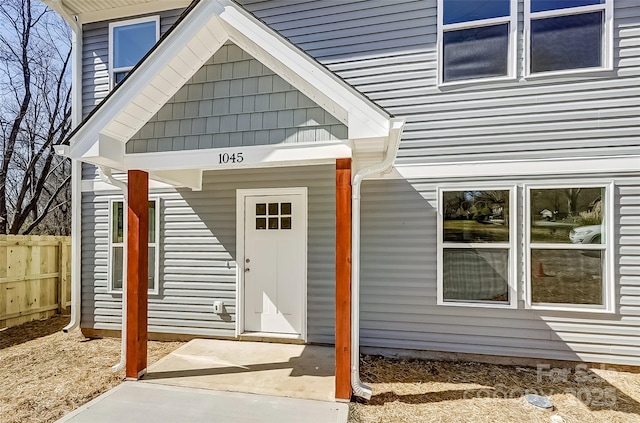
[438,0,517,84]
[526,0,612,75]
[109,16,159,86]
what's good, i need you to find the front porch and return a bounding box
[142,338,336,402]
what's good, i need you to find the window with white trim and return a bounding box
[109,16,159,86]
[527,185,612,311]
[438,188,515,307]
[438,0,517,84]
[109,198,160,293]
[525,0,612,75]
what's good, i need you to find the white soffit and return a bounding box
[66,0,395,179]
[46,0,193,24]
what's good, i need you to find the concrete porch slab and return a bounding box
[142,339,337,402]
[57,382,348,423]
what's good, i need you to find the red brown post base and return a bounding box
[335,158,352,400]
[126,170,149,379]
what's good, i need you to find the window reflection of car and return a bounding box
[569,225,601,244]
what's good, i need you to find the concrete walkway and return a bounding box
[56,382,349,423]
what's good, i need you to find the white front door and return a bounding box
[242,191,306,337]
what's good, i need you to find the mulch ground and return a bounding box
[0,315,184,423]
[350,355,640,423]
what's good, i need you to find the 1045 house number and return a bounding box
[218,152,244,164]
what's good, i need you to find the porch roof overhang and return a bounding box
[56,0,403,190]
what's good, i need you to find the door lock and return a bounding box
[245,268,250,272]
[245,258,250,263]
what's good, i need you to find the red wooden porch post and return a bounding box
[126,170,149,379]
[335,158,352,400]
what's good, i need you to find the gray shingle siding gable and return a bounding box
[126,43,347,153]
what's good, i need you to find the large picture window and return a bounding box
[109,198,160,294]
[525,0,613,75]
[438,0,517,84]
[526,184,613,311]
[438,188,515,307]
[109,16,159,86]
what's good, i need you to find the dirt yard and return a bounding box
[350,355,640,423]
[3,316,640,423]
[0,315,183,423]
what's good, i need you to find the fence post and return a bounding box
[58,238,69,313]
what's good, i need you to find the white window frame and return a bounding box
[524,182,614,313]
[437,185,517,308]
[108,15,160,88]
[107,196,161,295]
[437,0,518,86]
[524,0,614,78]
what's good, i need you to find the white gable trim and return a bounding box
[65,0,395,183]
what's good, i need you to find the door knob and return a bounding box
[245,268,250,272]
[245,258,250,263]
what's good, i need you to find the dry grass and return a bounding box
[350,355,640,423]
[0,315,184,423]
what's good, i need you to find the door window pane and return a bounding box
[530,187,604,244]
[269,217,279,230]
[256,203,266,215]
[531,249,603,304]
[268,203,279,215]
[442,190,510,242]
[531,0,603,13]
[531,12,603,73]
[281,203,291,215]
[443,249,509,302]
[113,21,156,69]
[256,218,266,230]
[444,0,510,25]
[281,217,291,230]
[443,24,509,82]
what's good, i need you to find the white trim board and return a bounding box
[392,155,640,180]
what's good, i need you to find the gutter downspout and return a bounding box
[61,8,83,334]
[351,118,405,400]
[97,167,129,373]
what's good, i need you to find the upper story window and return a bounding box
[525,0,613,75]
[438,0,517,84]
[109,16,160,86]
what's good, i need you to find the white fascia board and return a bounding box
[393,155,640,180]
[217,0,391,140]
[123,141,352,172]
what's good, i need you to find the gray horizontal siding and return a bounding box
[240,0,640,163]
[127,43,347,153]
[82,8,184,118]
[359,175,640,365]
[81,165,336,342]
